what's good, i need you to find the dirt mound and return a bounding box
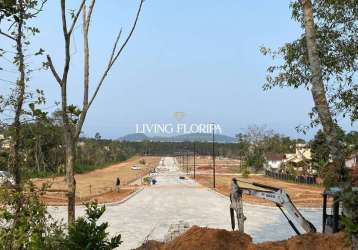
[135,240,164,250]
[162,226,253,250]
[256,232,349,250]
[135,226,350,250]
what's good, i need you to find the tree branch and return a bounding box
[68,0,86,36]
[75,2,90,138]
[88,0,144,108]
[46,55,62,86]
[86,0,96,31]
[0,30,16,41]
[108,30,122,64]
[110,0,144,68]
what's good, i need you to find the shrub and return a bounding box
[0,183,65,250]
[143,176,151,184]
[64,202,122,250]
[0,185,123,250]
[241,169,250,178]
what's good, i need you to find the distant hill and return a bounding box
[118,133,236,143]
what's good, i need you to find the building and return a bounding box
[0,134,11,151]
[264,153,285,172]
[264,144,313,174]
[346,152,358,185]
[346,152,358,169]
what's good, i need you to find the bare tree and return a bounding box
[46,0,144,224]
[301,0,356,247]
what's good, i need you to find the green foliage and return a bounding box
[340,190,358,243]
[65,202,122,250]
[241,167,250,178]
[310,127,346,175]
[346,131,358,153]
[95,132,102,140]
[235,126,301,171]
[0,188,124,250]
[262,0,358,123]
[311,130,331,165]
[0,183,65,250]
[142,176,151,184]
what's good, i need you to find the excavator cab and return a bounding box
[322,187,342,233]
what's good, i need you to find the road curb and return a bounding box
[105,187,145,207]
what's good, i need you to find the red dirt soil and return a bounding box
[40,188,135,206]
[33,156,160,205]
[195,175,325,208]
[135,226,350,250]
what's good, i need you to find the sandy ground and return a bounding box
[177,156,242,174]
[34,156,160,204]
[195,174,324,208]
[49,157,323,250]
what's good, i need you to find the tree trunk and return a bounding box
[35,137,40,173]
[12,0,25,192]
[301,1,356,248]
[65,132,76,224]
[301,0,346,180]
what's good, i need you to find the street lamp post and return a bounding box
[193,143,196,179]
[182,153,185,169]
[212,123,216,189]
[186,150,189,174]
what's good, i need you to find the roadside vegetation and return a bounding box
[0,0,357,249]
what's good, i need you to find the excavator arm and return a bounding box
[230,180,316,235]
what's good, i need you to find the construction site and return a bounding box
[37,157,349,250]
[0,0,357,249]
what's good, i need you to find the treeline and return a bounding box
[0,120,141,178]
[1,120,356,178]
[0,122,306,177]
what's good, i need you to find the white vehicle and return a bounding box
[0,171,15,186]
[131,165,141,170]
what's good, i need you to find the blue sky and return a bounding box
[21,0,356,139]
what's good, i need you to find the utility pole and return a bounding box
[212,123,216,189]
[193,143,196,179]
[182,153,184,169]
[186,151,189,174]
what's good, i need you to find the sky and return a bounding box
[3,0,357,139]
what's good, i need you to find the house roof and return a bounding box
[347,151,358,160]
[265,153,285,161]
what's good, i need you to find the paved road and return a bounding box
[49,157,322,250]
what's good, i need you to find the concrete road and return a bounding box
[49,157,322,250]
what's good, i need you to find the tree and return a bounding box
[310,127,346,174]
[311,130,330,168]
[0,0,47,187]
[46,0,144,224]
[94,132,101,140]
[262,0,357,246]
[300,4,357,246]
[0,183,65,249]
[346,131,358,153]
[261,0,357,124]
